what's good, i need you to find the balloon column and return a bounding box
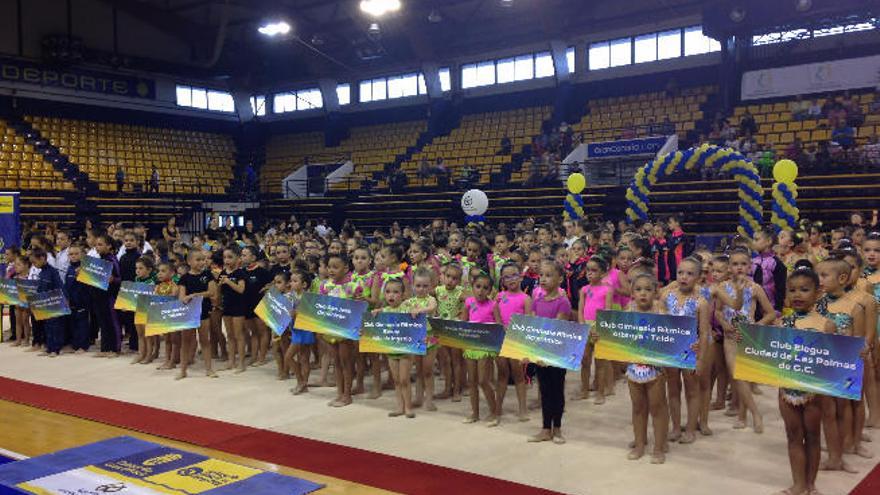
[770,159,799,233]
[625,144,764,240]
[461,189,488,226]
[564,173,586,221]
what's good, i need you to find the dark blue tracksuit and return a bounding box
[36,264,64,354]
[63,261,89,351]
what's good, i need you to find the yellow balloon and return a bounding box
[567,173,586,194]
[773,159,798,183]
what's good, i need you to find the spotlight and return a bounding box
[794,0,812,12]
[499,0,514,7]
[257,21,291,36]
[360,0,401,17]
[428,9,442,23]
[368,22,382,37]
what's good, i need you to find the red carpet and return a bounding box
[0,377,561,495]
[850,462,880,495]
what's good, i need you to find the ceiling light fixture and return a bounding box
[360,0,402,17]
[368,22,382,36]
[257,21,291,36]
[428,9,442,23]
[499,0,514,7]
[794,0,812,12]
[310,34,325,45]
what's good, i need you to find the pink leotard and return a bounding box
[465,296,497,324]
[603,268,630,309]
[497,290,528,326]
[581,284,611,322]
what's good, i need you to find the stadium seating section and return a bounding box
[404,106,552,187]
[25,116,235,194]
[0,119,71,191]
[733,92,878,152]
[571,85,713,143]
[263,120,427,194]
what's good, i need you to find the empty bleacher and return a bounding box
[572,85,714,143]
[404,106,551,187]
[263,120,427,194]
[0,119,72,191]
[26,116,235,195]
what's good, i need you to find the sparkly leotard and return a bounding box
[463,296,499,360]
[816,293,854,336]
[779,311,821,406]
[403,294,438,349]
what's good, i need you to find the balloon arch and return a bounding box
[624,144,765,239]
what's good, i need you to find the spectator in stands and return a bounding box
[149,167,159,193]
[542,155,560,185]
[846,99,864,127]
[708,123,723,146]
[389,165,408,193]
[807,98,822,119]
[789,95,810,121]
[646,117,659,136]
[719,120,736,143]
[115,167,125,194]
[500,135,512,155]
[785,137,805,163]
[826,97,847,128]
[434,158,449,187]
[418,157,431,179]
[831,120,856,150]
[863,136,880,167]
[525,157,542,187]
[804,143,818,167]
[738,131,757,155]
[162,217,181,243]
[756,146,776,178]
[660,116,675,136]
[739,109,758,136]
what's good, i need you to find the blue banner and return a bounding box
[0,192,19,276]
[0,57,156,99]
[586,136,667,158]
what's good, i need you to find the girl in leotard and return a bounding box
[659,256,711,445]
[374,278,414,418]
[495,263,532,423]
[436,263,468,402]
[577,255,614,404]
[319,253,359,408]
[286,269,315,396]
[816,256,865,472]
[405,268,439,411]
[624,271,669,464]
[460,272,501,426]
[720,248,774,435]
[863,232,880,428]
[775,261,836,495]
[351,245,379,398]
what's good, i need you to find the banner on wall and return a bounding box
[0,192,19,276]
[586,136,669,159]
[741,54,880,101]
[0,57,156,99]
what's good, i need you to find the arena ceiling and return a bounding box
[110,0,705,86]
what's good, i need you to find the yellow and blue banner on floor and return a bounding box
[0,436,322,495]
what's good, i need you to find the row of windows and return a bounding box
[359,69,451,103]
[461,49,569,90]
[175,85,235,113]
[752,19,876,46]
[589,26,721,70]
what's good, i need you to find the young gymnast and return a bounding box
[776,261,836,495]
[12,256,32,349]
[863,232,880,428]
[270,271,293,380]
[816,255,865,472]
[435,263,468,402]
[576,255,614,404]
[405,267,439,410]
[219,247,248,373]
[461,271,500,426]
[242,246,273,367]
[350,245,377,397]
[91,234,122,358]
[527,259,573,444]
[625,271,669,464]
[320,252,359,407]
[720,248,774,434]
[155,262,180,371]
[375,278,414,418]
[494,262,531,422]
[660,256,711,444]
[177,249,218,380]
[285,269,315,395]
[131,256,156,364]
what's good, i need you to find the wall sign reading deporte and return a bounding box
[0,57,155,99]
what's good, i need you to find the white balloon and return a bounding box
[461,189,488,216]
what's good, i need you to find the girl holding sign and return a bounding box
[435,262,468,402]
[178,250,218,380]
[12,256,32,349]
[405,268,439,411]
[132,257,157,365]
[461,272,500,426]
[155,263,180,371]
[624,271,669,463]
[495,263,531,423]
[776,262,836,495]
[320,252,359,408]
[659,256,711,445]
[91,235,122,358]
[351,245,380,399]
[527,260,572,445]
[286,269,316,395]
[377,278,415,418]
[577,255,614,405]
